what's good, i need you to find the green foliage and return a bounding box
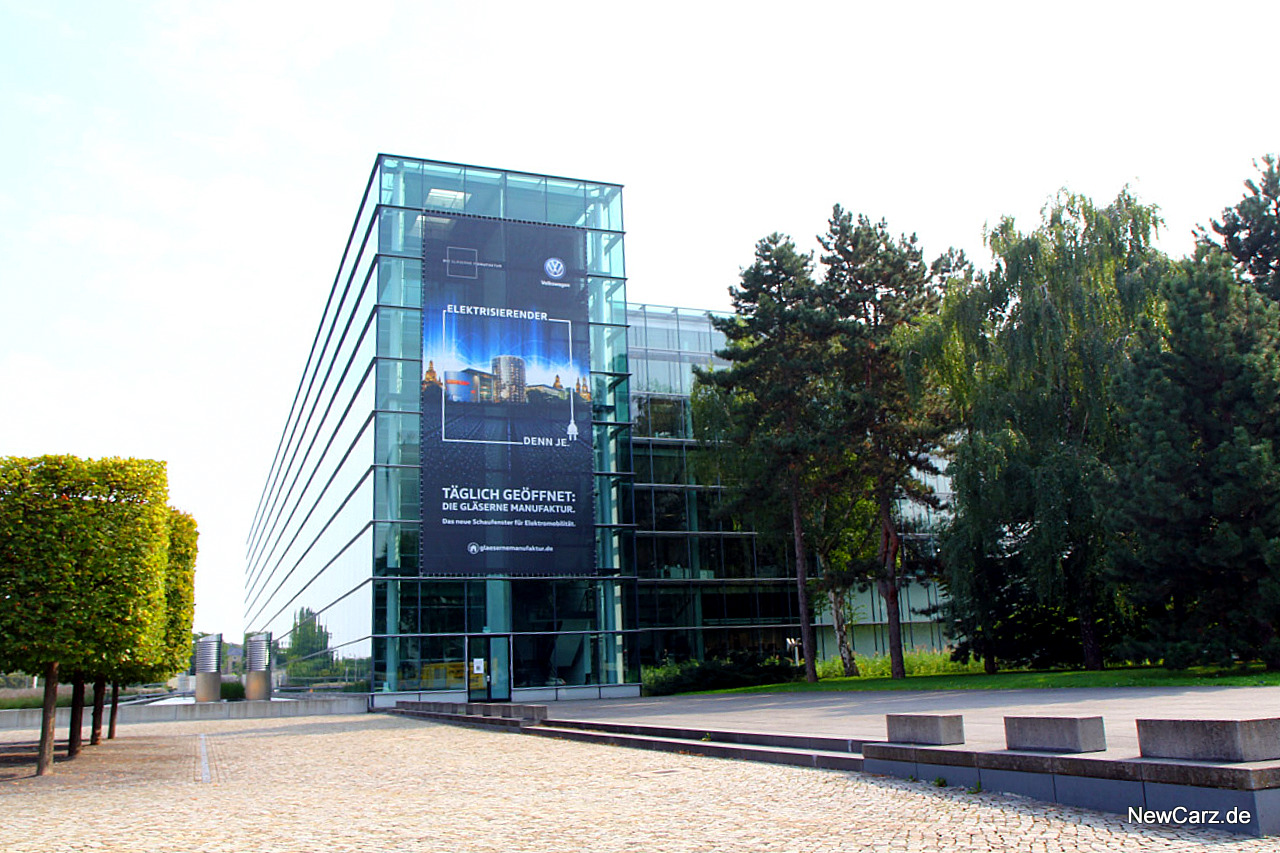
[1113,250,1280,667]
[694,233,834,681]
[701,664,1280,694]
[1201,154,1280,302]
[159,510,198,676]
[924,190,1165,671]
[814,649,986,679]
[0,456,169,676]
[814,207,956,679]
[220,680,245,701]
[642,653,800,696]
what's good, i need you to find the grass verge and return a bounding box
[697,664,1280,695]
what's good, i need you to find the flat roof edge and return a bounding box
[375,153,624,189]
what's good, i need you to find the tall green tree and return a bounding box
[817,207,954,679]
[694,234,837,681]
[1114,249,1280,666]
[1200,155,1280,302]
[0,456,169,774]
[104,507,198,738]
[923,190,1164,670]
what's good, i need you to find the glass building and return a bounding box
[245,155,943,706]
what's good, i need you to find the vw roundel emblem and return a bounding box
[544,257,566,279]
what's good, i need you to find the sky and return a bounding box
[2,1,1278,639]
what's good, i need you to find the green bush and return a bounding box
[815,649,987,679]
[643,652,800,696]
[220,680,246,701]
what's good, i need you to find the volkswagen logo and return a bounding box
[544,257,566,279]
[467,542,480,555]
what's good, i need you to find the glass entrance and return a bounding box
[466,635,511,702]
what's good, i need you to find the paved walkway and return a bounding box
[551,686,1280,754]
[1,709,1276,852]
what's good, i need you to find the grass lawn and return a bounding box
[699,665,1280,695]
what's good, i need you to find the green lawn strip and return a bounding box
[694,666,1280,695]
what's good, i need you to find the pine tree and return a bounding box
[1115,249,1280,666]
[817,207,952,679]
[1201,155,1280,302]
[695,234,835,681]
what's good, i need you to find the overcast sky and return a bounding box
[2,1,1277,639]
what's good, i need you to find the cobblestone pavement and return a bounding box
[0,714,1273,852]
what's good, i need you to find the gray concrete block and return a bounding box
[1005,715,1106,753]
[980,768,1056,802]
[1138,718,1280,763]
[1053,774,1143,815]
[862,757,917,779]
[1142,782,1261,835]
[886,714,964,745]
[917,761,979,789]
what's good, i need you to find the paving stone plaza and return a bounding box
[2,713,1274,852]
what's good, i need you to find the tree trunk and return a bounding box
[37,662,59,776]
[878,504,906,679]
[789,479,818,682]
[1077,580,1104,671]
[108,681,120,740]
[90,675,107,745]
[68,674,85,759]
[983,654,998,675]
[828,587,859,676]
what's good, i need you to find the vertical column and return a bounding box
[194,634,222,703]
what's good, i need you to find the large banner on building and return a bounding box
[420,215,595,575]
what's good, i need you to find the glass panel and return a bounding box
[649,445,685,485]
[693,536,722,579]
[506,173,546,221]
[420,582,466,634]
[464,167,504,217]
[546,178,586,226]
[589,277,627,325]
[375,360,421,412]
[378,208,423,255]
[512,580,556,632]
[585,183,623,232]
[377,257,423,308]
[374,465,420,521]
[586,230,625,276]
[374,522,420,576]
[421,163,466,212]
[653,489,687,531]
[590,324,628,374]
[656,537,690,579]
[646,397,688,439]
[374,411,419,465]
[376,307,423,359]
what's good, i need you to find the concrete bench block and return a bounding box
[886,714,964,745]
[1005,716,1106,753]
[1138,718,1280,763]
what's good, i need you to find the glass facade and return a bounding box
[245,156,944,706]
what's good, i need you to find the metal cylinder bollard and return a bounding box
[245,632,272,701]
[194,634,222,703]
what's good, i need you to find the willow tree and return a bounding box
[0,456,169,774]
[923,191,1164,670]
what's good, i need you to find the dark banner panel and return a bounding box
[420,215,595,575]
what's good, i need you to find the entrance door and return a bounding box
[466,635,512,702]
